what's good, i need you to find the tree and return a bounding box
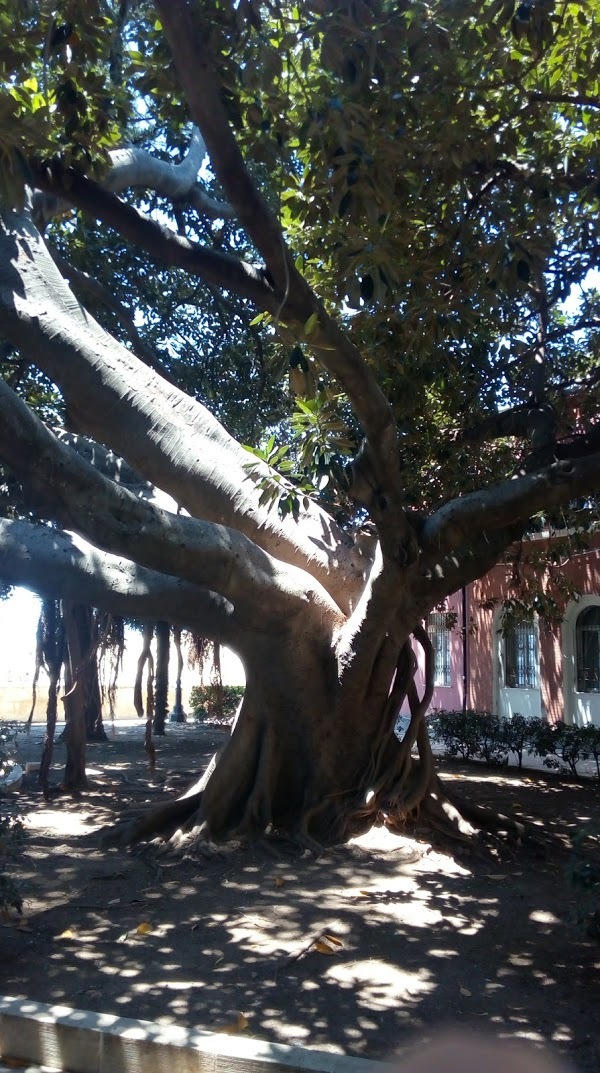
[0,0,599,846]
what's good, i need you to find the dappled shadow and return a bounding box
[1,725,599,1072]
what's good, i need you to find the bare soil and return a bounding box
[1,722,599,1070]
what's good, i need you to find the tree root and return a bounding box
[99,790,203,848]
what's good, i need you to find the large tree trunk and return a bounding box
[116,615,485,851]
[0,202,579,852]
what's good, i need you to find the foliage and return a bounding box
[530,719,594,777]
[429,708,504,768]
[189,684,245,725]
[0,722,24,913]
[431,710,600,778]
[501,713,538,771]
[1,0,599,516]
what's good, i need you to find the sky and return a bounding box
[0,587,41,685]
[0,587,245,693]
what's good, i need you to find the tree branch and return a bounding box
[0,202,366,612]
[105,126,234,220]
[155,0,412,555]
[421,453,600,562]
[0,519,239,642]
[50,250,176,383]
[34,167,276,309]
[0,376,341,627]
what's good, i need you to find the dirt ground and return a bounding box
[1,721,599,1071]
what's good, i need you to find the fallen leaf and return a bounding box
[58,928,76,939]
[216,1012,249,1034]
[322,933,344,947]
[274,877,285,888]
[359,890,371,896]
[135,921,152,935]
[459,986,471,997]
[314,938,340,955]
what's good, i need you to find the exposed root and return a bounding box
[100,789,203,848]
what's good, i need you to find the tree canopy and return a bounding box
[0,0,599,845]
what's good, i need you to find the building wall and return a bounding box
[400,591,465,714]
[396,533,600,726]
[469,533,600,724]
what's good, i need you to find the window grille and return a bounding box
[504,621,537,689]
[427,612,451,687]
[576,606,600,693]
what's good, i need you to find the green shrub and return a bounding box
[530,720,591,777]
[583,726,600,779]
[476,711,508,766]
[189,684,245,724]
[502,714,541,771]
[0,723,24,913]
[431,710,599,779]
[430,709,485,761]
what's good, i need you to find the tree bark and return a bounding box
[72,605,107,742]
[37,599,65,797]
[153,621,170,736]
[133,624,154,719]
[169,626,186,723]
[60,601,88,792]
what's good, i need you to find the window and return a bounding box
[428,612,451,687]
[504,621,537,689]
[576,605,600,693]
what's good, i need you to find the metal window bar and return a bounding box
[576,616,600,693]
[427,613,451,687]
[504,623,537,689]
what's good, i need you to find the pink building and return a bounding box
[403,532,600,727]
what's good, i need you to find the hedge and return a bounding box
[428,709,600,778]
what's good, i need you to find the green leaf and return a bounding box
[304,313,319,337]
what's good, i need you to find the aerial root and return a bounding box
[100,790,203,848]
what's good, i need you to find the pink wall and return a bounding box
[397,533,600,723]
[400,591,464,714]
[468,534,600,722]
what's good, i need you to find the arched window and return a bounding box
[504,620,537,689]
[576,605,600,693]
[427,612,451,687]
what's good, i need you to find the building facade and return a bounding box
[401,533,600,727]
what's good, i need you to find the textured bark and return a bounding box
[133,624,154,719]
[73,606,106,743]
[153,621,170,737]
[0,194,594,848]
[37,600,65,797]
[0,205,368,614]
[61,601,88,792]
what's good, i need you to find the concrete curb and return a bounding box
[0,997,390,1073]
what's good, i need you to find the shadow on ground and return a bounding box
[1,722,599,1071]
